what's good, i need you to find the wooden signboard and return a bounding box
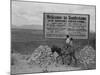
[43,13,89,39]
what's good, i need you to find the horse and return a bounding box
[51,45,78,65]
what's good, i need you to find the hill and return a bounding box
[11,25,43,30]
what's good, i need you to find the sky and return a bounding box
[12,1,96,32]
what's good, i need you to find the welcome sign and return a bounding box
[44,13,89,39]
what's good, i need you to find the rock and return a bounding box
[27,45,55,70]
[78,45,96,68]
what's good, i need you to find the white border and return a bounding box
[0,0,98,75]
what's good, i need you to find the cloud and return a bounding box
[12,1,95,31]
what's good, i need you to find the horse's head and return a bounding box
[51,45,58,53]
[51,45,63,56]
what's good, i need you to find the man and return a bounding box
[65,35,73,48]
[63,35,77,65]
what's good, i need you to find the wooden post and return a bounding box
[88,15,90,46]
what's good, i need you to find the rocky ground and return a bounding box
[11,45,96,74]
[11,59,81,74]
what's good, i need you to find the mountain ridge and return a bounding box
[11,25,43,30]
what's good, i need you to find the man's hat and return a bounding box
[66,35,69,38]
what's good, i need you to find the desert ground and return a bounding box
[11,28,96,74]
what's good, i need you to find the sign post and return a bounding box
[43,13,89,40]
